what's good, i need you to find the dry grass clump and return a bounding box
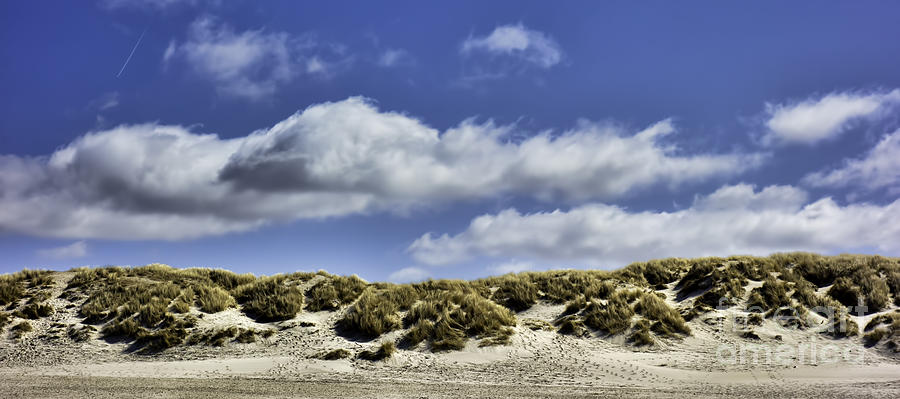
[135,327,188,352]
[864,312,900,331]
[0,278,25,307]
[305,275,368,311]
[864,328,889,346]
[338,290,401,339]
[822,315,859,338]
[675,260,748,312]
[233,277,304,321]
[748,313,763,326]
[628,319,654,346]
[633,291,690,337]
[194,285,235,313]
[11,321,32,339]
[676,261,718,297]
[235,329,256,343]
[186,327,239,346]
[581,292,635,335]
[618,258,688,288]
[373,284,419,310]
[15,302,53,319]
[101,318,143,339]
[746,276,789,312]
[862,312,900,347]
[358,341,396,361]
[490,276,538,312]
[171,288,194,313]
[0,312,10,329]
[827,277,861,308]
[1,270,56,298]
[555,315,587,336]
[521,318,554,331]
[402,289,516,350]
[67,324,96,342]
[320,348,351,360]
[527,270,613,303]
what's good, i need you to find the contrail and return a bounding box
[116,28,147,78]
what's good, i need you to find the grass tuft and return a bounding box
[320,348,352,360]
[358,341,396,361]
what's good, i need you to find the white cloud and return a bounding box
[489,261,533,275]
[763,90,900,145]
[0,97,758,240]
[388,266,430,283]
[408,184,900,267]
[803,129,900,193]
[461,23,562,68]
[37,241,88,260]
[164,17,346,100]
[377,48,415,68]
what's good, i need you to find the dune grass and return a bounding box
[11,321,33,339]
[3,252,898,354]
[338,290,401,338]
[320,348,351,360]
[305,275,367,311]
[233,277,304,321]
[358,341,396,361]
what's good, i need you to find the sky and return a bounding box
[1,1,899,281]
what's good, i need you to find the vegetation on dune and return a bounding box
[67,324,96,342]
[628,319,654,346]
[489,276,538,312]
[402,287,516,350]
[338,290,401,338]
[357,341,396,361]
[1,270,55,307]
[195,285,235,314]
[11,321,33,339]
[305,275,367,311]
[633,291,690,337]
[581,292,635,335]
[15,302,54,319]
[320,348,351,360]
[2,253,899,354]
[233,277,304,321]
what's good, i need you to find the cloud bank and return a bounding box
[0,97,757,240]
[763,90,900,145]
[408,184,900,267]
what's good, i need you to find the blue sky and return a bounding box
[1,1,899,281]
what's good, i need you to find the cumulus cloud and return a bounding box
[387,266,430,283]
[0,97,757,240]
[163,17,347,100]
[461,23,562,68]
[803,129,900,194]
[763,90,900,145]
[408,184,900,267]
[37,241,88,260]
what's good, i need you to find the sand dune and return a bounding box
[2,256,900,398]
